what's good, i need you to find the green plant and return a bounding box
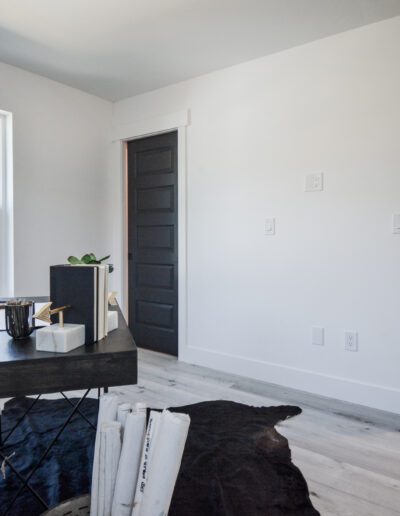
[67,253,114,273]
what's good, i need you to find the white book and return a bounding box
[104,264,109,336]
[70,263,109,341]
[93,267,98,342]
[97,265,106,340]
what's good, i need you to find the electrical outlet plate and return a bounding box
[265,218,275,235]
[312,327,324,346]
[393,214,400,234]
[345,331,358,352]
[305,173,323,192]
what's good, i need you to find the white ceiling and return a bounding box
[0,0,399,101]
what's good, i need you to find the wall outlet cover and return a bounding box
[393,214,400,234]
[345,331,358,352]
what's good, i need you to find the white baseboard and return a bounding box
[180,345,400,414]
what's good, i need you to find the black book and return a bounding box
[50,265,98,344]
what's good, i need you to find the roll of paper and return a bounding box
[98,421,122,516]
[138,410,190,516]
[131,410,162,516]
[112,404,147,516]
[91,393,119,516]
[117,402,132,437]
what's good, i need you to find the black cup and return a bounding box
[5,302,35,339]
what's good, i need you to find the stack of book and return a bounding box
[50,264,109,344]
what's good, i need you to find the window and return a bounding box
[0,110,13,298]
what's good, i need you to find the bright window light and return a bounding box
[0,110,14,298]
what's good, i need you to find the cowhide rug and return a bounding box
[0,397,319,515]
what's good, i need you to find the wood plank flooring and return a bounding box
[2,347,399,515]
[115,349,400,516]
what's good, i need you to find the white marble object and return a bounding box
[35,323,85,353]
[108,310,118,332]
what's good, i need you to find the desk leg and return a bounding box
[104,386,109,394]
[60,392,96,430]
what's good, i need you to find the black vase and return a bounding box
[5,302,35,339]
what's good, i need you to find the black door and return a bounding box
[127,131,178,356]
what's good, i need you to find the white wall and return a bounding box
[0,62,112,296]
[111,17,400,413]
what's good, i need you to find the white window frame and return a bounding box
[0,110,14,298]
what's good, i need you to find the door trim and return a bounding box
[113,110,189,360]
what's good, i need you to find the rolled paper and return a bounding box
[134,402,147,415]
[98,421,122,516]
[131,410,162,516]
[117,402,132,437]
[91,393,119,516]
[138,410,190,516]
[112,404,147,516]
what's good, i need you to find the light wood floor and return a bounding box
[112,349,400,516]
[2,348,399,515]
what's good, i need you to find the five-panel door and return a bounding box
[127,131,178,356]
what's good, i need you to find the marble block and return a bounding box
[36,323,85,353]
[108,310,118,332]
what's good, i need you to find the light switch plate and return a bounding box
[393,214,400,234]
[265,218,275,235]
[305,173,323,192]
[312,327,324,346]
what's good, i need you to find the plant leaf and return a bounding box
[108,264,114,273]
[81,254,93,264]
[98,255,110,262]
[67,256,81,265]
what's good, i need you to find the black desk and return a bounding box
[0,298,137,514]
[0,300,137,398]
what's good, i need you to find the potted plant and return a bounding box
[67,253,114,273]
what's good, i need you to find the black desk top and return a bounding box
[0,300,135,363]
[0,298,137,397]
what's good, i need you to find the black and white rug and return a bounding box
[0,397,319,515]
